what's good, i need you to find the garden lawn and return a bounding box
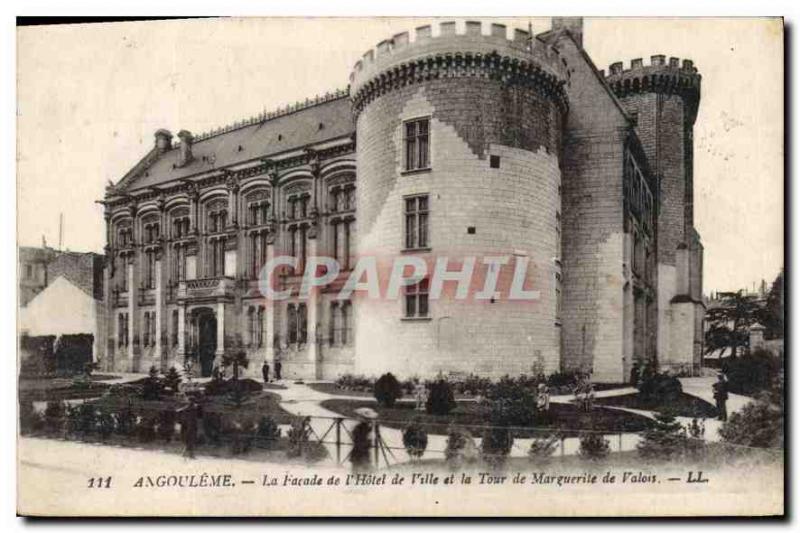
[596,392,718,418]
[19,377,110,402]
[307,382,375,398]
[88,391,296,423]
[320,399,654,437]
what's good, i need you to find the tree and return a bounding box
[374,373,402,408]
[402,420,428,460]
[636,409,688,460]
[719,395,783,449]
[222,351,249,381]
[704,291,761,359]
[758,270,784,340]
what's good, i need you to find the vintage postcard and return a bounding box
[16,17,784,517]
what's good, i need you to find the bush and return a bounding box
[97,411,115,441]
[137,416,157,443]
[229,419,257,455]
[202,412,224,446]
[255,416,282,449]
[528,434,560,464]
[546,370,583,394]
[67,403,97,436]
[141,366,163,401]
[335,374,373,392]
[578,432,610,461]
[723,350,781,396]
[426,379,456,415]
[444,427,478,469]
[350,421,372,471]
[205,378,264,397]
[486,376,538,427]
[115,404,137,436]
[374,372,402,407]
[19,399,43,434]
[638,372,682,402]
[43,400,67,434]
[287,417,310,458]
[157,410,177,442]
[637,410,688,461]
[163,367,182,393]
[481,427,513,468]
[719,396,783,449]
[402,421,428,460]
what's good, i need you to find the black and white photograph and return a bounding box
[14,14,784,517]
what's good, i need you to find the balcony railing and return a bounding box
[177,277,235,300]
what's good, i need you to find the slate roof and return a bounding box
[120,95,355,192]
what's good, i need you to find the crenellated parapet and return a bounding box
[349,20,570,117]
[604,55,701,122]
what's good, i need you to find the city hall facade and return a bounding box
[100,18,705,382]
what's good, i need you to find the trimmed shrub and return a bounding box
[723,350,781,397]
[637,410,688,461]
[115,404,137,436]
[374,372,402,408]
[141,366,163,401]
[719,396,783,449]
[43,400,67,434]
[287,417,311,458]
[229,419,257,455]
[528,434,559,464]
[202,412,224,446]
[137,416,157,443]
[426,379,456,415]
[349,421,372,471]
[481,427,513,468]
[486,376,538,427]
[444,427,477,469]
[402,421,428,460]
[578,432,610,461]
[638,372,682,402]
[97,411,115,441]
[157,410,177,442]
[255,416,282,450]
[163,367,182,393]
[19,399,43,434]
[205,378,264,397]
[66,403,96,436]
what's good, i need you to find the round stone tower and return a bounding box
[604,56,704,371]
[349,21,570,378]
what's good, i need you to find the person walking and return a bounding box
[262,360,270,384]
[712,373,729,421]
[274,359,282,381]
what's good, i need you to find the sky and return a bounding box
[16,17,783,294]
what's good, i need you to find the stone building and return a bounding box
[99,18,704,381]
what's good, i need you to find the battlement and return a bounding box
[349,20,570,110]
[603,55,701,101]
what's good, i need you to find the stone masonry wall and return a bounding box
[355,84,562,379]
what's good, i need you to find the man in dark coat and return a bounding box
[262,360,270,384]
[712,373,729,421]
[274,359,282,381]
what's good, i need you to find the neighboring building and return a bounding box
[18,247,106,363]
[99,18,704,381]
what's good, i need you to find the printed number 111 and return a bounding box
[87,477,112,488]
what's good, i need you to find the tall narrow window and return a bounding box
[257,306,265,347]
[171,310,179,346]
[341,301,351,344]
[329,302,338,346]
[298,304,308,344]
[404,118,430,171]
[331,221,339,262]
[343,221,352,270]
[404,195,429,250]
[287,305,297,344]
[404,278,429,318]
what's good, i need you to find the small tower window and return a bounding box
[490,155,501,168]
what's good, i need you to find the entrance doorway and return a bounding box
[195,308,217,377]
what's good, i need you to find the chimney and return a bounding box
[154,129,173,153]
[177,130,194,167]
[552,17,583,48]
